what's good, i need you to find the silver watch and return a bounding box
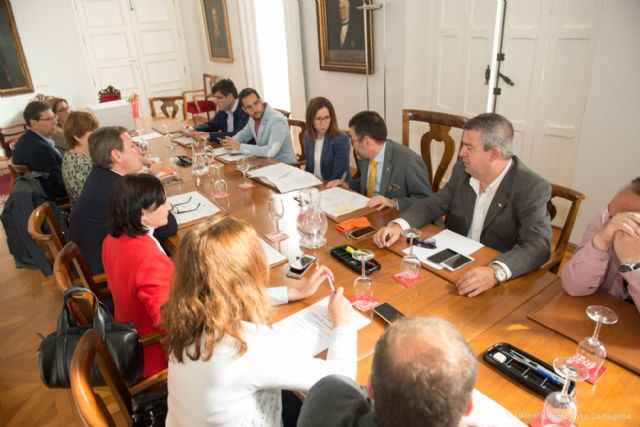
[490,263,508,283]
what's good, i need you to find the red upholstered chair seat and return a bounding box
[186,100,216,114]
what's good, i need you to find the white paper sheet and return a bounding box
[319,187,370,218]
[167,191,221,225]
[461,389,527,427]
[259,239,286,267]
[248,163,322,193]
[403,229,484,270]
[171,135,195,146]
[272,296,371,357]
[132,132,162,143]
[217,152,252,163]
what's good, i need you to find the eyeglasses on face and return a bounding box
[38,116,57,122]
[314,115,331,123]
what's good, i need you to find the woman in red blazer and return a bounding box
[102,174,173,378]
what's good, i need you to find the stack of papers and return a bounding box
[319,187,370,218]
[403,229,483,270]
[248,163,322,193]
[259,239,287,267]
[132,132,162,143]
[272,296,371,357]
[167,191,221,226]
[171,135,195,146]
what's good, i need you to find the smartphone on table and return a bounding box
[373,302,405,324]
[347,226,376,240]
[427,249,474,271]
[286,254,317,279]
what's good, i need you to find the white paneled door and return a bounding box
[424,0,600,189]
[73,0,191,115]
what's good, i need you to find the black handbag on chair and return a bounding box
[38,287,143,388]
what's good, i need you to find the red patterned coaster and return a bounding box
[392,273,423,288]
[212,191,230,199]
[529,413,578,427]
[585,364,607,384]
[349,295,380,313]
[265,231,288,243]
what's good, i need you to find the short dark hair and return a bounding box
[348,111,387,142]
[88,126,128,168]
[107,174,166,238]
[631,177,640,196]
[372,317,477,427]
[23,101,52,125]
[305,97,341,140]
[238,88,261,107]
[63,111,99,149]
[463,113,514,159]
[211,79,238,98]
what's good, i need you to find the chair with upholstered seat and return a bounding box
[0,123,27,159]
[27,202,65,269]
[70,329,167,427]
[8,162,30,192]
[183,73,218,124]
[401,109,467,191]
[542,184,586,274]
[149,96,183,119]
[287,119,307,167]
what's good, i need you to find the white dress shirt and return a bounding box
[313,138,324,178]
[227,99,239,132]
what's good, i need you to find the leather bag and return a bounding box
[38,287,143,388]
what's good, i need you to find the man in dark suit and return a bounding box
[190,78,253,144]
[326,110,432,211]
[374,113,552,297]
[69,126,177,275]
[11,101,66,198]
[329,0,364,50]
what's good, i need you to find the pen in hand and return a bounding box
[327,275,336,293]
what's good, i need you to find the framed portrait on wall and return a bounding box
[0,0,34,97]
[201,0,233,62]
[316,0,374,74]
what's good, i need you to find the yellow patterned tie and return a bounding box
[367,160,377,197]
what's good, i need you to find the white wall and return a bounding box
[0,0,95,127]
[570,0,640,241]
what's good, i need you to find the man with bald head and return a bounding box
[563,177,640,312]
[297,317,477,427]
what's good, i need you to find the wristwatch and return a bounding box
[490,263,508,283]
[619,262,640,273]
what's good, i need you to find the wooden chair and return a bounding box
[0,123,27,159]
[149,96,183,119]
[542,183,586,274]
[8,162,30,192]
[70,329,167,427]
[27,202,65,269]
[401,109,467,191]
[274,108,291,118]
[182,73,218,123]
[287,119,307,167]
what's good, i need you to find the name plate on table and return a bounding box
[167,191,223,227]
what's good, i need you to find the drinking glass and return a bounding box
[296,190,327,248]
[268,198,285,235]
[210,163,229,198]
[541,357,588,426]
[574,305,618,377]
[192,153,209,177]
[236,156,254,189]
[352,249,376,311]
[399,228,422,279]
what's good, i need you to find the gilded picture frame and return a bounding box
[0,0,34,97]
[201,0,233,63]
[316,0,374,74]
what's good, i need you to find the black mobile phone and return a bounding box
[176,155,192,166]
[373,303,405,324]
[427,248,458,264]
[441,253,474,271]
[289,255,316,275]
[348,226,376,240]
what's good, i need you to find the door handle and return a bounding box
[484,65,515,86]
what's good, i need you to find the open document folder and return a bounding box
[272,296,371,357]
[319,187,370,219]
[247,163,322,193]
[167,191,221,226]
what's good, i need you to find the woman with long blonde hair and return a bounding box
[162,217,356,426]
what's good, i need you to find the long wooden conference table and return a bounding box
[139,118,639,426]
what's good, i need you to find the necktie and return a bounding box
[367,160,377,197]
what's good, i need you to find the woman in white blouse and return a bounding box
[162,217,356,426]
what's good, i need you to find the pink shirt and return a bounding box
[561,208,640,312]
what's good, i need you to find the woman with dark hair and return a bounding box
[162,217,356,426]
[303,97,350,181]
[61,111,99,204]
[102,174,173,378]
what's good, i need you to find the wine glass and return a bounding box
[210,163,228,198]
[574,305,618,378]
[400,228,422,279]
[352,249,375,312]
[541,357,588,426]
[192,152,209,177]
[236,156,254,189]
[267,198,287,240]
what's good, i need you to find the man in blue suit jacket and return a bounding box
[221,88,296,164]
[12,101,67,198]
[191,79,254,144]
